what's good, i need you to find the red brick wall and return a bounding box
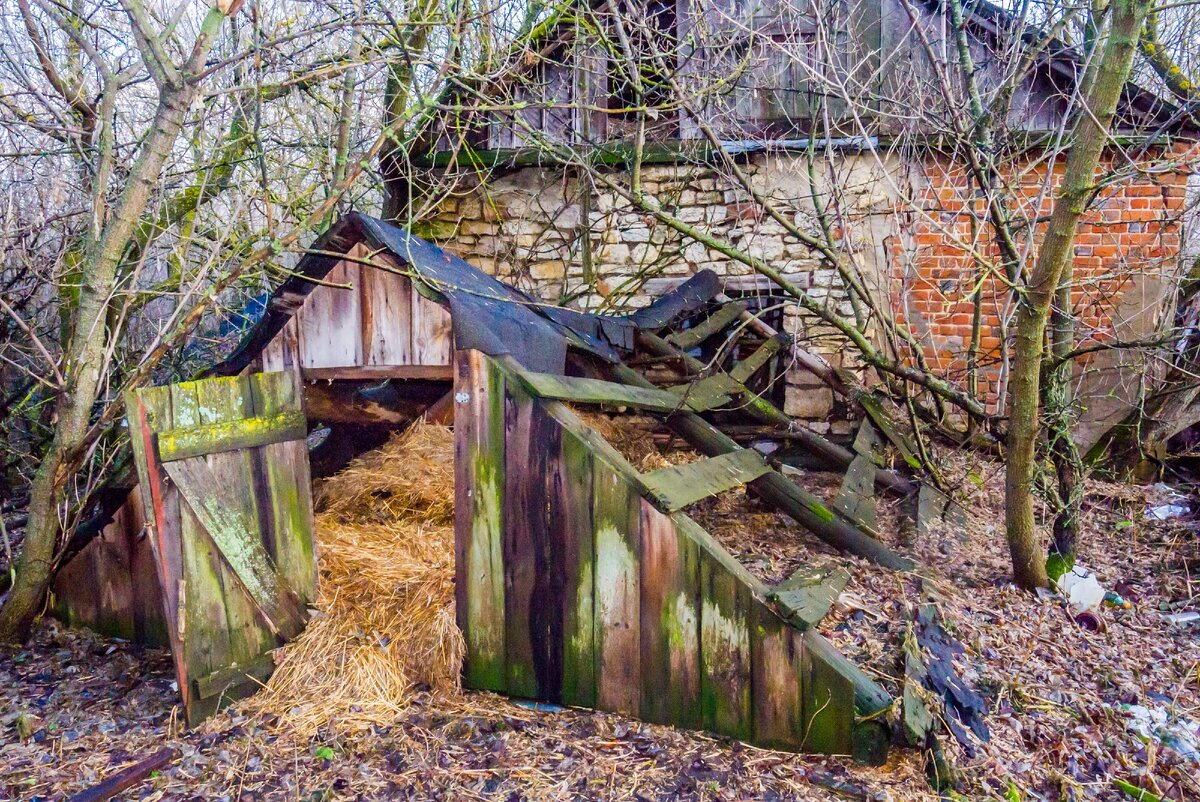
[891,147,1192,411]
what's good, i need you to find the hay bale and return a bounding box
[244,423,463,736]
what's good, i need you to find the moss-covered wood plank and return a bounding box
[555,426,597,708]
[155,410,307,462]
[751,602,806,749]
[517,370,696,413]
[699,547,752,741]
[640,449,771,512]
[768,564,851,630]
[593,454,641,716]
[249,372,318,605]
[639,500,701,728]
[454,350,507,692]
[666,301,747,349]
[729,334,786,384]
[169,381,233,723]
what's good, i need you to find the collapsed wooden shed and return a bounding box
[54,213,915,760]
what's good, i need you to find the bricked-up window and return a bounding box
[606,0,678,114]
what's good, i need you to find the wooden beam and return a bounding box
[302,365,454,381]
[606,362,914,571]
[640,450,772,512]
[155,411,307,463]
[729,334,786,384]
[513,369,719,413]
[666,302,748,349]
[637,331,916,497]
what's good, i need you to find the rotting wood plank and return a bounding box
[639,500,701,728]
[249,372,318,605]
[699,546,752,741]
[667,373,740,412]
[729,334,786,384]
[834,455,878,531]
[194,652,277,700]
[164,456,306,640]
[768,564,850,630]
[411,279,453,365]
[155,411,307,462]
[193,375,275,690]
[502,380,544,699]
[609,362,914,570]
[168,381,232,722]
[639,449,771,512]
[805,631,892,765]
[454,350,507,693]
[593,454,641,716]
[803,632,855,756]
[666,301,748,349]
[751,602,806,750]
[361,248,413,365]
[555,425,597,708]
[300,258,363,369]
[857,393,921,471]
[516,371,700,413]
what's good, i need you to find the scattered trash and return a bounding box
[1103,591,1132,610]
[1163,611,1200,627]
[1145,503,1188,521]
[1056,567,1106,616]
[1074,611,1104,632]
[1121,703,1200,764]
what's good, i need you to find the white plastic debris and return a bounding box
[1164,611,1200,627]
[1146,503,1189,521]
[1056,567,1106,615]
[1122,704,1200,764]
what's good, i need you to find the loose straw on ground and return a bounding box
[243,423,463,736]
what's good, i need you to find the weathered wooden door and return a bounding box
[126,371,317,723]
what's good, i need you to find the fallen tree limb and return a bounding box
[66,748,174,802]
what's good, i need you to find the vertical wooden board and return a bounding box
[126,490,169,646]
[751,602,806,750]
[411,287,453,366]
[501,381,543,699]
[592,456,641,716]
[802,634,855,755]
[454,351,507,692]
[639,500,701,728]
[555,426,596,708]
[52,540,101,633]
[300,260,363,369]
[261,316,301,374]
[699,549,753,741]
[249,371,317,604]
[168,381,233,721]
[362,262,414,365]
[96,507,135,640]
[532,401,565,702]
[195,375,277,676]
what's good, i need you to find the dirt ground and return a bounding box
[2,440,1199,800]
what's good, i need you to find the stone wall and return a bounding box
[421,148,1193,436]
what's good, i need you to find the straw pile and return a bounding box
[244,423,463,736]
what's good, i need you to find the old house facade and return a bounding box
[411,0,1197,438]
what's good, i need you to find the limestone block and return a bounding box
[785,385,834,419]
[530,260,567,280]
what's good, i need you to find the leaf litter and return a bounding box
[2,426,1198,800]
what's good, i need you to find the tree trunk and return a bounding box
[0,7,235,643]
[1004,0,1150,591]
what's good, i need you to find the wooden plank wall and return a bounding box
[261,245,452,373]
[128,371,317,723]
[51,490,170,647]
[454,349,861,755]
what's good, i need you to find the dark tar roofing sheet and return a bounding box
[211,213,720,377]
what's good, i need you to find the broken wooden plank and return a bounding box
[751,602,806,750]
[155,411,307,463]
[667,373,741,412]
[768,564,851,629]
[639,500,701,728]
[555,425,597,708]
[640,449,771,512]
[805,631,893,765]
[834,455,878,531]
[666,301,748,349]
[516,370,705,413]
[857,393,921,471]
[852,418,886,464]
[593,453,642,716]
[729,334,786,384]
[915,483,967,537]
[66,748,174,802]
